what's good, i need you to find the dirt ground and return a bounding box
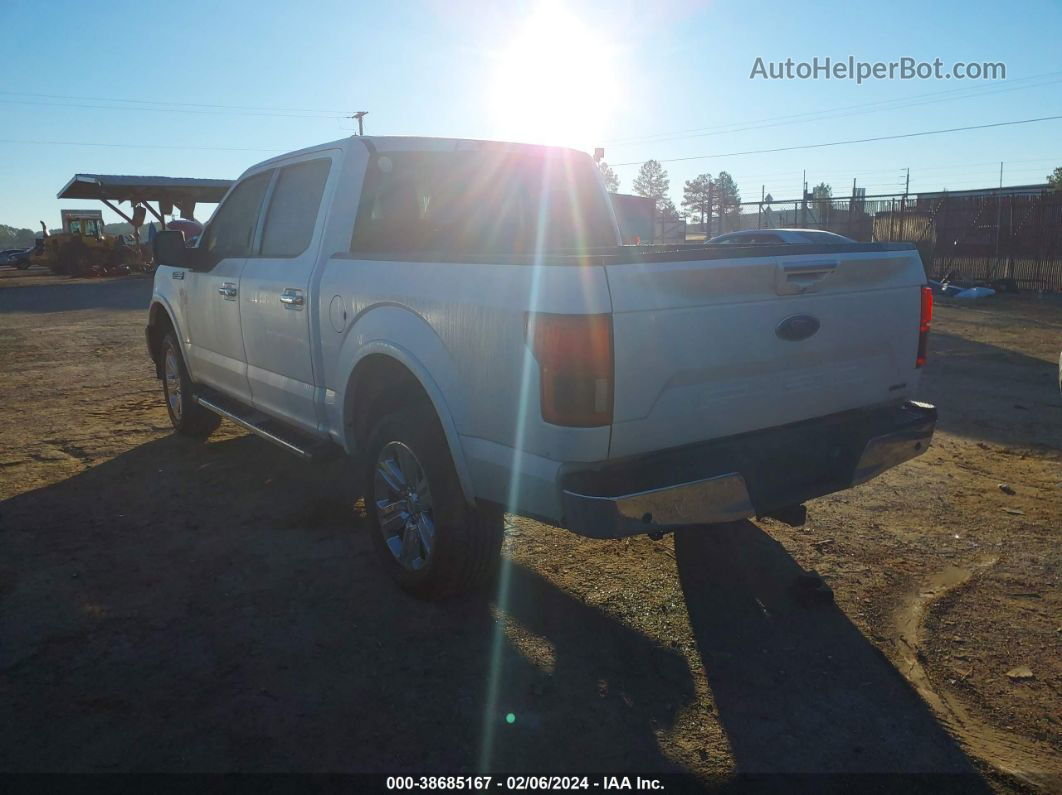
[1,265,1059,790]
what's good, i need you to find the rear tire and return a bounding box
[363,405,504,599]
[160,331,220,438]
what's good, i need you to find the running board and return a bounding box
[194,394,321,460]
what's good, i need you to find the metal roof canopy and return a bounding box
[57,173,233,233]
[57,174,232,204]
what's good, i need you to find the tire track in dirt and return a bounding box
[893,559,1061,789]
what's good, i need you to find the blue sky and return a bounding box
[1,0,1059,229]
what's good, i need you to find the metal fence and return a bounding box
[705,190,1062,290]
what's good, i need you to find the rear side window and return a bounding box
[204,170,272,261]
[350,149,616,258]
[260,158,331,258]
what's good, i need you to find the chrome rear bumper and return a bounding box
[562,472,756,538]
[561,401,936,539]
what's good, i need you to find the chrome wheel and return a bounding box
[374,441,435,571]
[163,346,182,421]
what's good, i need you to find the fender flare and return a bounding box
[146,296,183,375]
[341,339,477,507]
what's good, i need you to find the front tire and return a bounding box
[364,406,504,599]
[160,331,220,437]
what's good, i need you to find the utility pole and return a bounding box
[351,111,369,136]
[899,168,910,240]
[849,178,858,239]
[707,180,715,237]
[994,161,1003,272]
[800,170,807,227]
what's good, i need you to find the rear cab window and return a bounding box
[259,158,331,258]
[349,149,616,258]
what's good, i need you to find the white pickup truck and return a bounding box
[146,135,936,599]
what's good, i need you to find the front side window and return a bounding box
[68,220,81,234]
[350,149,616,258]
[259,158,331,258]
[202,170,273,262]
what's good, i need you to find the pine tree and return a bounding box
[632,160,671,215]
[713,171,741,217]
[812,182,833,200]
[597,161,620,193]
[1047,166,1062,192]
[811,182,833,217]
[681,173,713,230]
[659,197,680,221]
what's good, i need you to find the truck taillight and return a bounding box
[526,312,613,427]
[916,285,933,368]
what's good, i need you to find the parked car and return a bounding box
[1,247,32,269]
[707,228,855,245]
[146,136,936,599]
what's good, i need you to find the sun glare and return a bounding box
[489,3,620,149]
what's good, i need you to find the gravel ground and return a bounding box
[1,266,1059,790]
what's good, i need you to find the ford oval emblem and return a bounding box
[775,314,820,341]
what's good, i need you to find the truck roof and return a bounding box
[242,135,591,176]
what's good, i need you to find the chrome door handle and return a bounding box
[218,282,238,299]
[279,288,304,308]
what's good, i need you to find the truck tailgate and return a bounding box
[605,247,926,459]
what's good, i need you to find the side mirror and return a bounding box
[153,230,190,268]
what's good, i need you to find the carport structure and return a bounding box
[56,173,233,237]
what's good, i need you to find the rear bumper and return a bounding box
[560,400,936,539]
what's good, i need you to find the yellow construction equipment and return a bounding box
[33,208,145,276]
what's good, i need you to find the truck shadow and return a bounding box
[0,434,691,774]
[674,522,988,789]
[0,432,994,785]
[923,330,1062,450]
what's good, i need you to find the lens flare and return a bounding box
[489,3,620,148]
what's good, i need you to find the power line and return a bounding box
[604,70,1062,147]
[0,138,288,153]
[610,114,1062,167]
[706,156,1062,183]
[0,98,346,120]
[0,90,351,116]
